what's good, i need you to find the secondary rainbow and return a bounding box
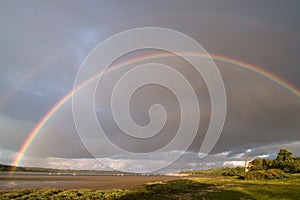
[11,52,300,170]
[0,42,76,111]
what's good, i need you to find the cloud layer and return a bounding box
[0,1,299,172]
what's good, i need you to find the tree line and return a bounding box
[250,148,300,173]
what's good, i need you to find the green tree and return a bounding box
[251,159,263,171]
[262,159,272,170]
[249,149,299,174]
[286,160,300,173]
[272,148,296,173]
[251,159,272,171]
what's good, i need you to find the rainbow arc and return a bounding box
[10,52,300,171]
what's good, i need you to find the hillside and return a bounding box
[0,163,132,175]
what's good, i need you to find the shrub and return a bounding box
[222,167,243,176]
[242,169,289,180]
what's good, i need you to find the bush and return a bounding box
[242,169,289,180]
[222,167,243,176]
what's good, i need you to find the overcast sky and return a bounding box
[0,0,299,173]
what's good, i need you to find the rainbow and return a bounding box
[11,52,300,170]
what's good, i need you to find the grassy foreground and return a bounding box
[1,174,300,199]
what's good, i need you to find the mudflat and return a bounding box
[0,173,180,190]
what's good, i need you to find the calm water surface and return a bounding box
[0,173,179,190]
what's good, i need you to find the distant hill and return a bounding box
[0,163,134,175]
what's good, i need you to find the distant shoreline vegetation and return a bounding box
[0,164,135,175]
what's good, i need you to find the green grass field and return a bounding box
[1,174,300,199]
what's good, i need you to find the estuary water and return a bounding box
[0,172,178,190]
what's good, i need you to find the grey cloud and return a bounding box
[0,1,299,172]
[0,114,35,152]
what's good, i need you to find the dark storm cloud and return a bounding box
[0,1,299,171]
[214,64,300,155]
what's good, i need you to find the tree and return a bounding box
[286,160,300,173]
[262,159,272,170]
[272,148,298,173]
[249,149,300,174]
[276,149,292,161]
[250,159,263,171]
